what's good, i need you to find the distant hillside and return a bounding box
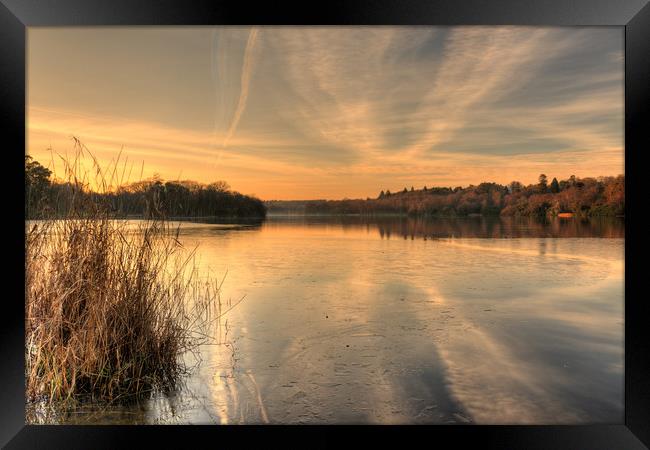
[267,174,624,218]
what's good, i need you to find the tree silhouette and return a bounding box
[25,156,265,219]
[538,174,548,192]
[26,156,52,217]
[550,177,560,193]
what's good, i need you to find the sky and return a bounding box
[27,26,624,200]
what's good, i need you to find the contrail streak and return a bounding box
[223,28,259,148]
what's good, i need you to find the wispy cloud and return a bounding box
[28,26,624,199]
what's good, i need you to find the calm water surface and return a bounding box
[36,216,624,424]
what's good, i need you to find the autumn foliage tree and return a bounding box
[304,174,624,218]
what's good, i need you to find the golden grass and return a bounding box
[26,141,223,404]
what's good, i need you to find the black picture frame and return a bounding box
[2,1,649,448]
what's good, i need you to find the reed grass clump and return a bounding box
[26,142,221,403]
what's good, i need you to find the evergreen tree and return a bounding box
[550,177,560,193]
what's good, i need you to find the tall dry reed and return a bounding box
[26,141,222,403]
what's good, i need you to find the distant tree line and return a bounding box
[302,174,624,218]
[265,200,313,215]
[25,156,266,219]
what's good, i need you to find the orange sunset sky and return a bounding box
[27,26,624,200]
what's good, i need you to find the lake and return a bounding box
[30,216,624,424]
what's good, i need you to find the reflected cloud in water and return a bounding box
[40,216,623,424]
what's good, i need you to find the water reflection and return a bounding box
[264,215,624,239]
[33,216,624,424]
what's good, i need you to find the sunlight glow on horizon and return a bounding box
[27,27,624,200]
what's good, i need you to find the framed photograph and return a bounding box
[2,0,649,448]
